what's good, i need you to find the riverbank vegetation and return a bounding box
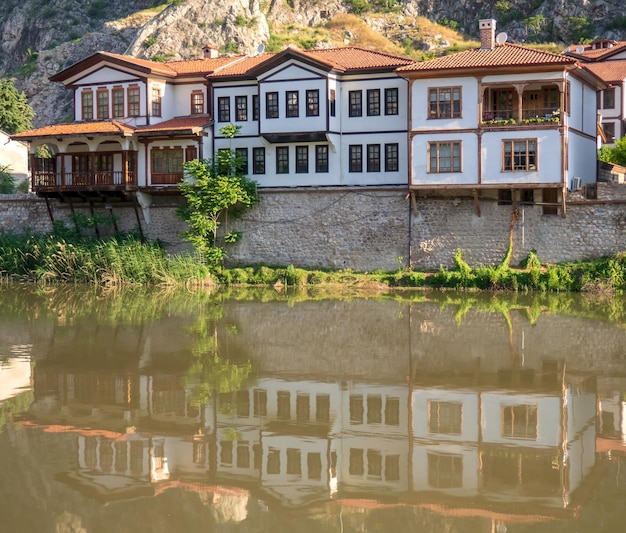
[1,231,625,293]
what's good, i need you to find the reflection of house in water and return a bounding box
[19,353,611,527]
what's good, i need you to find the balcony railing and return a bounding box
[32,171,136,190]
[481,108,561,126]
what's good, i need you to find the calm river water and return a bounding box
[1,285,626,532]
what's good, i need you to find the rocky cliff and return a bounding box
[1,0,624,127]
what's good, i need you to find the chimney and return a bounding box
[202,44,219,59]
[479,19,496,50]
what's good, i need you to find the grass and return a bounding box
[0,232,624,294]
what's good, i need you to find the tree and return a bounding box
[177,124,258,267]
[599,135,626,167]
[0,78,34,135]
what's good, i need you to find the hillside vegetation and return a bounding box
[0,0,623,127]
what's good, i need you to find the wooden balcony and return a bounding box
[481,108,561,127]
[32,170,137,197]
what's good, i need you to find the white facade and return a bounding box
[0,130,29,185]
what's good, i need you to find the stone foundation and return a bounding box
[1,184,625,271]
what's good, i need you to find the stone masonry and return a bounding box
[1,184,625,271]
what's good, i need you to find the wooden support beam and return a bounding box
[132,193,145,242]
[88,200,100,239]
[472,188,481,217]
[410,191,418,216]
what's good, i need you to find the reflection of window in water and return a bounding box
[428,401,462,434]
[253,389,267,417]
[237,442,250,468]
[115,441,128,472]
[367,450,382,479]
[193,439,205,465]
[218,392,233,416]
[502,404,538,439]
[316,394,330,422]
[253,444,262,470]
[220,441,233,466]
[350,395,364,424]
[385,455,400,481]
[100,440,114,473]
[349,448,364,476]
[237,390,250,417]
[308,452,322,480]
[277,391,291,419]
[481,451,560,495]
[427,452,463,488]
[367,395,382,424]
[130,440,144,475]
[267,448,280,474]
[287,448,301,476]
[296,394,310,421]
[385,397,400,426]
[85,436,98,469]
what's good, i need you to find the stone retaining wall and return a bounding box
[1,184,625,271]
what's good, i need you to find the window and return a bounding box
[349,448,364,475]
[367,144,380,172]
[276,146,289,174]
[385,455,400,481]
[349,90,362,117]
[217,96,230,122]
[349,145,362,172]
[237,442,250,468]
[127,86,140,117]
[81,90,93,120]
[112,87,124,118]
[237,390,250,417]
[502,404,537,439]
[385,143,399,172]
[287,448,301,476]
[151,87,161,117]
[220,441,233,466]
[604,122,616,142]
[266,92,279,118]
[367,89,380,116]
[286,90,299,117]
[367,395,382,424]
[308,453,322,480]
[253,147,265,174]
[191,91,204,114]
[252,94,259,120]
[235,95,247,121]
[97,88,109,119]
[235,147,248,174]
[316,394,330,422]
[429,141,461,173]
[296,146,308,173]
[329,89,336,117]
[603,87,615,109]
[385,87,399,115]
[367,450,382,479]
[350,395,364,424]
[429,87,461,118]
[253,389,267,416]
[296,394,310,421]
[277,390,290,419]
[306,89,319,116]
[315,145,329,173]
[151,148,183,184]
[267,448,280,474]
[385,397,400,426]
[503,139,537,171]
[428,401,462,434]
[427,453,463,488]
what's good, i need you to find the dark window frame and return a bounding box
[286,90,299,117]
[266,92,279,119]
[253,147,265,174]
[367,144,380,172]
[306,89,320,116]
[349,144,362,172]
[276,146,289,174]
[235,95,248,121]
[315,145,329,173]
[367,88,380,116]
[349,90,362,117]
[217,96,230,122]
[385,87,399,115]
[295,145,309,173]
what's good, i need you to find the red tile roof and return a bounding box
[564,40,626,61]
[208,46,413,79]
[582,61,626,84]
[12,120,135,140]
[398,43,575,74]
[135,116,211,133]
[165,55,246,74]
[301,47,414,71]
